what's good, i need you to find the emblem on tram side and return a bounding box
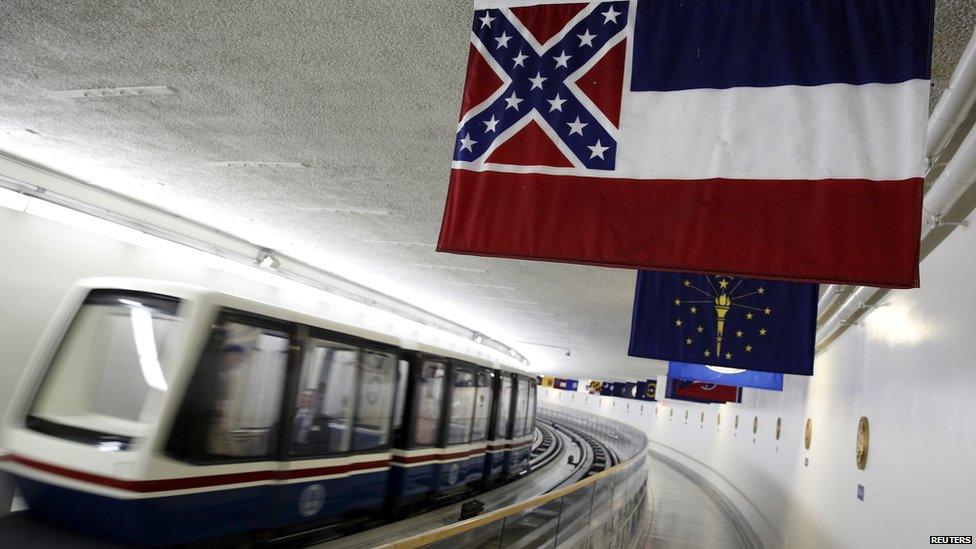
[298,484,326,517]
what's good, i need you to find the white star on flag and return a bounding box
[577,29,596,47]
[512,51,528,67]
[547,94,566,112]
[460,133,477,152]
[553,50,572,68]
[588,140,609,159]
[495,31,511,49]
[478,12,495,28]
[567,116,587,136]
[504,91,523,110]
[482,115,499,132]
[602,6,621,24]
[528,72,547,90]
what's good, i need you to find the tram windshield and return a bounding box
[27,289,182,448]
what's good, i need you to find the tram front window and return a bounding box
[27,290,182,447]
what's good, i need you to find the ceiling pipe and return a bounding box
[815,286,877,348]
[922,121,976,227]
[926,29,976,162]
[815,284,840,321]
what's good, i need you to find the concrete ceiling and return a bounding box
[0,1,973,381]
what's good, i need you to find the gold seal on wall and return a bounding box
[753,416,759,434]
[804,418,813,450]
[775,417,782,440]
[856,416,870,470]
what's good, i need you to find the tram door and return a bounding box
[275,331,397,532]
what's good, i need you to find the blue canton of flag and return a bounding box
[629,271,818,376]
[454,2,628,170]
[668,362,784,391]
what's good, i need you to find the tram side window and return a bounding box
[470,371,492,442]
[514,377,529,437]
[291,338,359,455]
[413,360,445,446]
[495,376,512,439]
[352,350,396,451]
[167,317,289,461]
[392,359,409,433]
[446,368,476,445]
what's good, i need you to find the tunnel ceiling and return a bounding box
[0,1,973,380]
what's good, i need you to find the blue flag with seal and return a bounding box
[629,271,818,375]
[669,362,784,391]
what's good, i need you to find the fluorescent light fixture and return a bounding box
[129,307,168,391]
[257,250,281,270]
[204,161,307,169]
[1,169,529,368]
[51,85,177,100]
[24,199,148,247]
[0,187,30,212]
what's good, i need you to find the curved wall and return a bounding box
[540,218,976,549]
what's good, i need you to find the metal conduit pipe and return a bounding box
[927,29,976,161]
[815,284,840,321]
[922,121,976,226]
[815,286,877,348]
[818,120,976,347]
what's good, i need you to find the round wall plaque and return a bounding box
[753,416,759,434]
[856,416,870,470]
[775,417,782,440]
[804,418,813,450]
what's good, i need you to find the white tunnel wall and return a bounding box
[540,216,976,549]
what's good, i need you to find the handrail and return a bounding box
[377,411,650,548]
[378,452,639,548]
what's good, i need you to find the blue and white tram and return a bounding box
[0,279,537,546]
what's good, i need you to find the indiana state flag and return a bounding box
[629,271,818,375]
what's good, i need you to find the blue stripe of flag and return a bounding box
[631,0,934,91]
[668,361,784,391]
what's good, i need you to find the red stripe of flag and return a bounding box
[438,169,922,288]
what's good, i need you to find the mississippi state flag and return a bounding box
[438,0,933,288]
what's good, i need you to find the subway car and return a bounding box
[0,279,537,546]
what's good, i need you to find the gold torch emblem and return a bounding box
[714,292,731,355]
[671,276,770,363]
